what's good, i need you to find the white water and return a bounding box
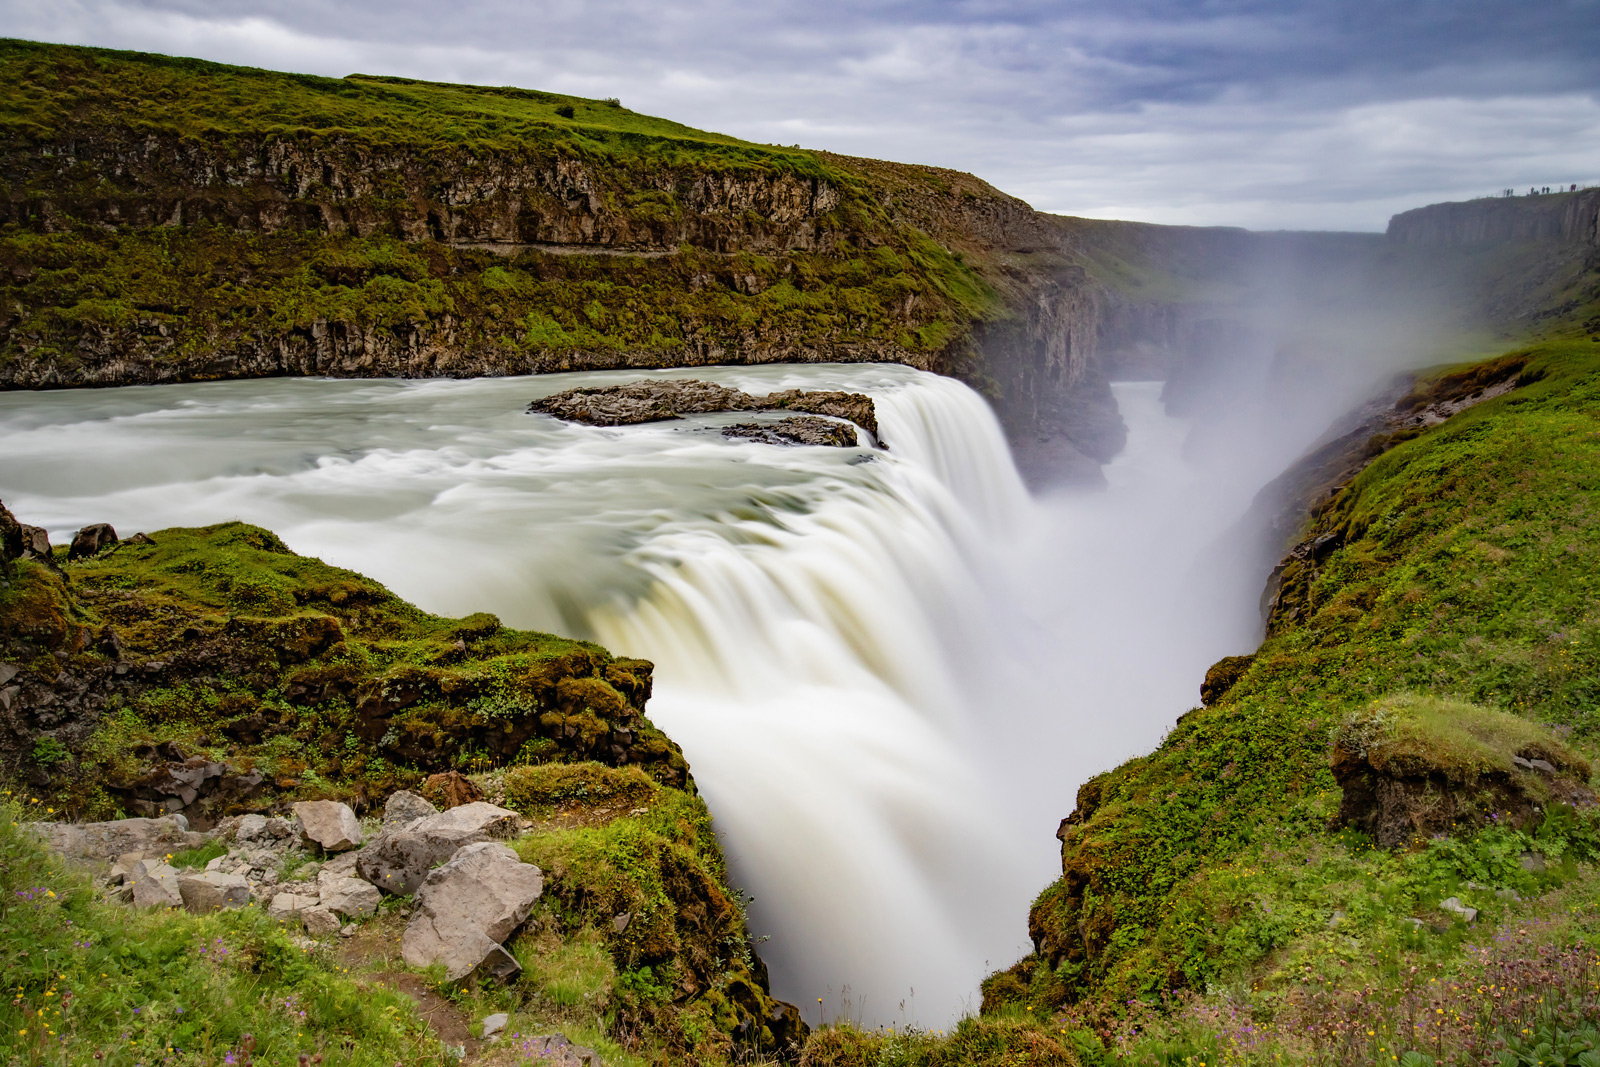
[0,366,1268,1026]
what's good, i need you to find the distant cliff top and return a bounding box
[1387,188,1600,248]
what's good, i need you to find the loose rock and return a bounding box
[177,871,251,912]
[301,906,340,936]
[68,523,118,560]
[382,790,438,831]
[268,892,320,921]
[401,842,543,981]
[130,860,183,909]
[292,800,363,852]
[482,1013,509,1039]
[319,875,380,919]
[1439,896,1479,923]
[356,826,486,896]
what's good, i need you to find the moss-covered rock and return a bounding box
[0,518,689,822]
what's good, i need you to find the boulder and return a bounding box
[68,523,118,560]
[319,875,381,919]
[268,892,321,921]
[130,860,183,909]
[178,872,251,912]
[0,499,21,576]
[382,790,439,831]
[401,842,544,981]
[301,906,340,936]
[18,525,52,563]
[30,815,204,862]
[356,826,485,896]
[292,801,362,852]
[419,771,485,810]
[412,801,521,839]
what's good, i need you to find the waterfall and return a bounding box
[0,365,1270,1026]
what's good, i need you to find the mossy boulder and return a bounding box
[1331,693,1595,847]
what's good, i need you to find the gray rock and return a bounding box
[301,906,340,936]
[1439,896,1479,923]
[234,814,269,840]
[320,876,381,919]
[292,801,363,852]
[1530,758,1558,774]
[482,1013,509,1039]
[382,790,439,831]
[1520,850,1547,872]
[410,801,521,839]
[178,872,251,912]
[339,923,357,938]
[130,860,183,909]
[29,816,202,862]
[268,892,321,921]
[356,826,487,896]
[401,842,543,981]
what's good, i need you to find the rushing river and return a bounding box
[0,364,1270,1025]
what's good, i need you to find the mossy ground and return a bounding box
[0,524,794,1065]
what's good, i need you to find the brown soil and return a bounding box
[339,913,482,1061]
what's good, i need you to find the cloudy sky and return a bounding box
[6,0,1599,230]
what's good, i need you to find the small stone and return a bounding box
[1326,909,1347,929]
[1530,758,1557,774]
[1439,896,1478,923]
[1520,851,1547,873]
[205,856,225,872]
[482,1013,509,1039]
[1512,755,1535,770]
[339,923,357,938]
[301,906,340,936]
[292,801,363,852]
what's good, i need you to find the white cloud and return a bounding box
[2,0,1598,230]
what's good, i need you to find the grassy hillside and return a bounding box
[0,39,1019,396]
[0,38,804,166]
[0,521,804,1064]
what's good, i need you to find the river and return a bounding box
[0,364,1271,1026]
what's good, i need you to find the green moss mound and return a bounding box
[0,520,688,818]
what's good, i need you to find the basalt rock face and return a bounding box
[1387,189,1600,249]
[0,42,1129,487]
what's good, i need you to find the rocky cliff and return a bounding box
[0,40,1128,484]
[1388,188,1600,248]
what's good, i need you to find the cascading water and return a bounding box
[0,365,1271,1026]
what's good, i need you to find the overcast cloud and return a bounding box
[5,0,1599,229]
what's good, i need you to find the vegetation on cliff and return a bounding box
[961,328,1600,1062]
[0,520,800,1065]
[0,39,1002,391]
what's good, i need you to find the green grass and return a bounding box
[0,799,448,1066]
[0,38,793,165]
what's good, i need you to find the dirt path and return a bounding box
[336,916,481,1061]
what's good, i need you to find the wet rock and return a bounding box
[529,378,880,442]
[130,860,183,909]
[401,842,544,981]
[68,523,118,560]
[722,416,858,448]
[292,800,363,852]
[382,789,438,831]
[420,771,485,810]
[178,871,251,912]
